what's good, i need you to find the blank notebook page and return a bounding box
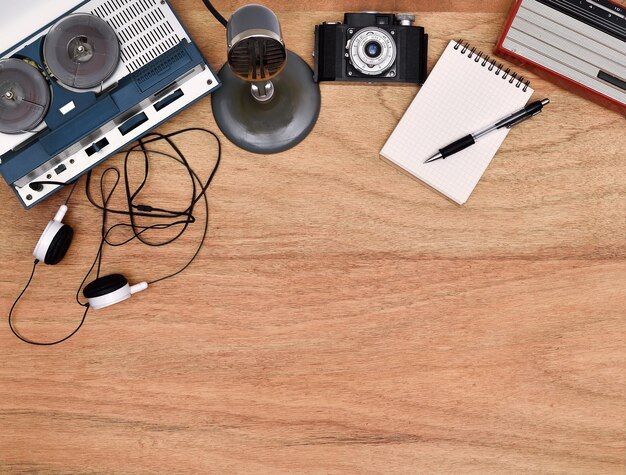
[380,40,534,205]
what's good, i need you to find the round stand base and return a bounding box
[211,50,321,154]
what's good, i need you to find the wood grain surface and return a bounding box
[1,1,625,473]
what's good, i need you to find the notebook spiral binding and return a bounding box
[454,39,530,92]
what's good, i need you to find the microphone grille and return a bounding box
[228,36,286,81]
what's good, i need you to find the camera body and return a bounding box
[313,12,428,84]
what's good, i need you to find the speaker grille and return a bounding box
[228,37,286,81]
[91,0,181,73]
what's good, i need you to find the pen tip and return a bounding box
[424,153,442,163]
[541,98,550,106]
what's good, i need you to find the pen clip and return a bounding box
[506,109,541,129]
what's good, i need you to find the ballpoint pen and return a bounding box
[424,98,550,163]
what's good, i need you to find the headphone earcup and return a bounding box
[83,274,148,310]
[83,274,128,299]
[44,224,74,265]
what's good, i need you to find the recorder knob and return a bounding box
[395,14,415,26]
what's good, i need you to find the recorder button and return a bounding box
[119,112,149,136]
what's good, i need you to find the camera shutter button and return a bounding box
[395,14,415,26]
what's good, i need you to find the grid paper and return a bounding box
[380,40,534,205]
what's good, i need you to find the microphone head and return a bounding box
[226,5,287,82]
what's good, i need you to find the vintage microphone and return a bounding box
[207,3,321,154]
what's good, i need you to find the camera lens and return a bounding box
[364,41,381,58]
[347,27,396,76]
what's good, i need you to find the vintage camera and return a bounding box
[313,12,428,84]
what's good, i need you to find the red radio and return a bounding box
[496,0,626,114]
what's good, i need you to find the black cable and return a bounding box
[84,128,221,220]
[80,128,221,289]
[201,0,228,27]
[92,149,211,285]
[75,168,120,307]
[8,259,90,346]
[29,180,66,189]
[64,179,80,205]
[28,178,80,203]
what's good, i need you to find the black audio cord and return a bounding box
[8,128,221,345]
[64,179,80,205]
[84,128,220,243]
[82,128,221,287]
[201,0,228,27]
[8,260,91,346]
[29,177,79,205]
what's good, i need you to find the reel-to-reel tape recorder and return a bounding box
[0,0,220,208]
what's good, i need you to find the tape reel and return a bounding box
[43,13,120,89]
[0,58,51,134]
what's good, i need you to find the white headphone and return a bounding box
[32,204,148,310]
[33,205,73,265]
[9,201,153,346]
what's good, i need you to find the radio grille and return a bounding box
[91,0,181,73]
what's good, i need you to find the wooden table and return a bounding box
[1,1,624,473]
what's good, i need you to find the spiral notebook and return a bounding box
[380,40,534,205]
